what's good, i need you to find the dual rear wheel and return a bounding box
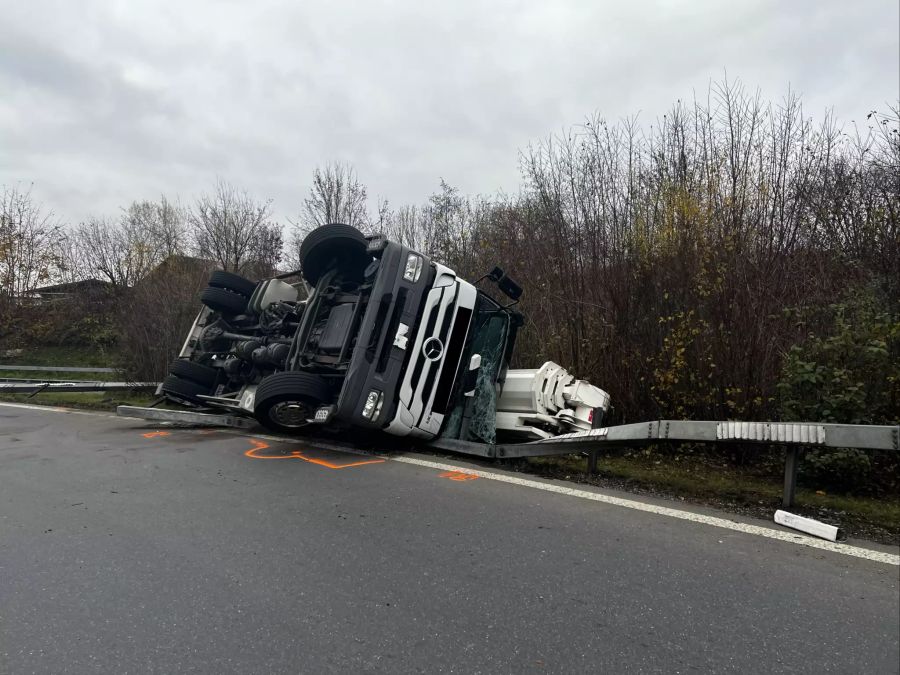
[200,270,257,315]
[161,360,220,405]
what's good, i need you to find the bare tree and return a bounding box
[0,184,61,304]
[52,228,87,285]
[123,196,187,260]
[242,223,284,279]
[75,216,161,289]
[380,203,425,250]
[72,196,189,289]
[300,162,369,230]
[287,163,369,267]
[189,179,281,275]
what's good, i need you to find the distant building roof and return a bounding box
[35,278,112,295]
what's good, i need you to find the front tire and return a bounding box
[299,223,369,286]
[253,372,331,433]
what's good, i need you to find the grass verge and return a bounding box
[0,345,124,383]
[0,345,118,368]
[0,391,157,411]
[0,369,121,382]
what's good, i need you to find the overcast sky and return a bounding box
[1,0,898,225]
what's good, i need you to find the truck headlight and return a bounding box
[361,390,384,420]
[403,254,423,282]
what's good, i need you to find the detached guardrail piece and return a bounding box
[774,510,839,542]
[117,405,257,429]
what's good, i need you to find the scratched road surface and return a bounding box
[1,404,898,674]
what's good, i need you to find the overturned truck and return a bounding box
[159,224,611,445]
[126,222,896,508]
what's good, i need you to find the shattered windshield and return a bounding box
[442,294,510,444]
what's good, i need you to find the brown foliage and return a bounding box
[117,257,213,382]
[379,83,899,424]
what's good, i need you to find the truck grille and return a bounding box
[391,273,476,437]
[432,306,472,415]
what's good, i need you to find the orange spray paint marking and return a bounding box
[243,438,384,469]
[439,470,478,482]
[142,431,171,438]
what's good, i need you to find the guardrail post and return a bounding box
[783,446,800,508]
[587,448,598,475]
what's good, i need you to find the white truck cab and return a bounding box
[162,223,610,443]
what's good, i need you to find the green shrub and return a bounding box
[777,286,899,491]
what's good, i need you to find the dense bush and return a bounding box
[776,287,899,491]
[116,257,212,382]
[380,85,898,432]
[0,289,117,354]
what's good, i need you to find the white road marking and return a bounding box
[0,401,108,417]
[2,401,898,566]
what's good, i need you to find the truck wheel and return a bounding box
[208,270,258,298]
[160,374,211,405]
[169,359,219,387]
[253,372,331,432]
[299,223,369,286]
[201,287,248,315]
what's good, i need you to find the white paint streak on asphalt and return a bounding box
[2,401,897,566]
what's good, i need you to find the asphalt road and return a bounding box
[1,404,898,674]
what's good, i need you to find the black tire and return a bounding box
[299,223,369,286]
[208,270,257,298]
[253,372,331,433]
[169,359,219,387]
[160,374,211,405]
[201,286,248,315]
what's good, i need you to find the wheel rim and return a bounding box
[269,401,311,428]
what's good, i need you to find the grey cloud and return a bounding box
[0,0,897,224]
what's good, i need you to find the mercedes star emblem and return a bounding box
[422,337,444,361]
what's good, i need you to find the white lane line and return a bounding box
[3,402,898,566]
[0,401,110,417]
[388,455,900,567]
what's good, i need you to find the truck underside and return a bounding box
[158,224,613,444]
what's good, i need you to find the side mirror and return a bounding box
[498,275,522,301]
[487,266,504,282]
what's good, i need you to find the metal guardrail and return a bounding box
[0,365,153,396]
[0,381,158,394]
[434,420,899,507]
[0,364,116,373]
